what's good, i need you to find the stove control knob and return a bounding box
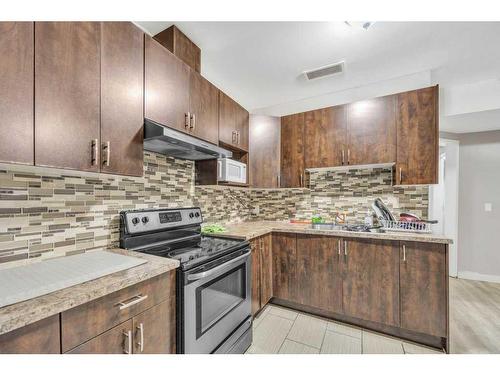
[189,212,194,219]
[131,217,140,225]
[195,212,200,218]
[141,216,149,224]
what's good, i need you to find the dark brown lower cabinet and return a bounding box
[342,238,400,327]
[250,239,261,316]
[296,235,343,313]
[0,315,60,354]
[272,233,298,303]
[400,241,447,337]
[259,234,273,307]
[132,299,175,354]
[67,320,133,354]
[250,234,273,316]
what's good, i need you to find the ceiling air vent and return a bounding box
[304,61,345,81]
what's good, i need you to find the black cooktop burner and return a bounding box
[137,235,247,270]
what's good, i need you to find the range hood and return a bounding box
[144,119,232,160]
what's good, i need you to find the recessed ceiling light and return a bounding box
[345,21,376,30]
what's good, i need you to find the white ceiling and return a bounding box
[136,21,500,133]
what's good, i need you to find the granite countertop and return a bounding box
[210,221,453,244]
[0,248,179,335]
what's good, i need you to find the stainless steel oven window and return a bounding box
[195,263,247,338]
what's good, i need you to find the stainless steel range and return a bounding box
[119,207,252,354]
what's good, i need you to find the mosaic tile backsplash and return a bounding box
[0,152,428,266]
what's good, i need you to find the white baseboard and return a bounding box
[458,271,500,284]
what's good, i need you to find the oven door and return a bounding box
[182,248,251,353]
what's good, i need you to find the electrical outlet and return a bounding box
[484,203,493,212]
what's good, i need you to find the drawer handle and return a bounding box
[136,322,144,353]
[117,294,148,310]
[123,330,132,354]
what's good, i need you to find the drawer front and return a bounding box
[61,271,174,352]
[0,315,60,354]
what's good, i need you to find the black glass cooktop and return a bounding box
[137,235,248,270]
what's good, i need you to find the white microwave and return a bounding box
[217,158,247,184]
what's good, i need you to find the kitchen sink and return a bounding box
[311,223,346,230]
[311,222,385,233]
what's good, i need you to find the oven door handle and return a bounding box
[186,252,250,281]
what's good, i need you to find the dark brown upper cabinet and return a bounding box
[154,25,201,73]
[396,85,439,185]
[218,91,249,151]
[304,105,347,169]
[249,115,281,188]
[189,71,219,144]
[145,35,191,133]
[0,22,34,166]
[100,22,144,177]
[346,94,397,166]
[35,22,101,171]
[280,113,305,188]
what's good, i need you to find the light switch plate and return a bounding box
[484,203,493,212]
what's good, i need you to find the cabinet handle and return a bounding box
[237,131,240,144]
[341,148,345,165]
[232,130,236,143]
[116,294,148,310]
[399,167,403,184]
[190,113,196,130]
[91,139,98,166]
[402,244,406,262]
[185,112,191,128]
[347,149,350,165]
[300,173,304,187]
[102,141,110,167]
[344,240,347,257]
[277,175,281,188]
[136,322,144,353]
[337,239,341,256]
[123,330,132,354]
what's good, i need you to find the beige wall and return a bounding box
[455,130,500,279]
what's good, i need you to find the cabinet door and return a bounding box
[145,36,190,132]
[250,238,261,315]
[218,91,238,146]
[304,106,347,168]
[0,22,34,165]
[296,235,343,313]
[35,22,100,171]
[396,86,438,185]
[0,315,60,354]
[259,234,273,306]
[400,242,447,337]
[101,22,144,176]
[236,104,249,151]
[132,300,176,354]
[342,238,400,326]
[347,95,396,165]
[189,71,219,144]
[249,115,281,188]
[272,233,298,302]
[67,320,133,354]
[280,113,305,188]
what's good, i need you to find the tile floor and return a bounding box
[246,304,442,354]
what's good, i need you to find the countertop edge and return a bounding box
[0,249,179,336]
[208,223,453,244]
